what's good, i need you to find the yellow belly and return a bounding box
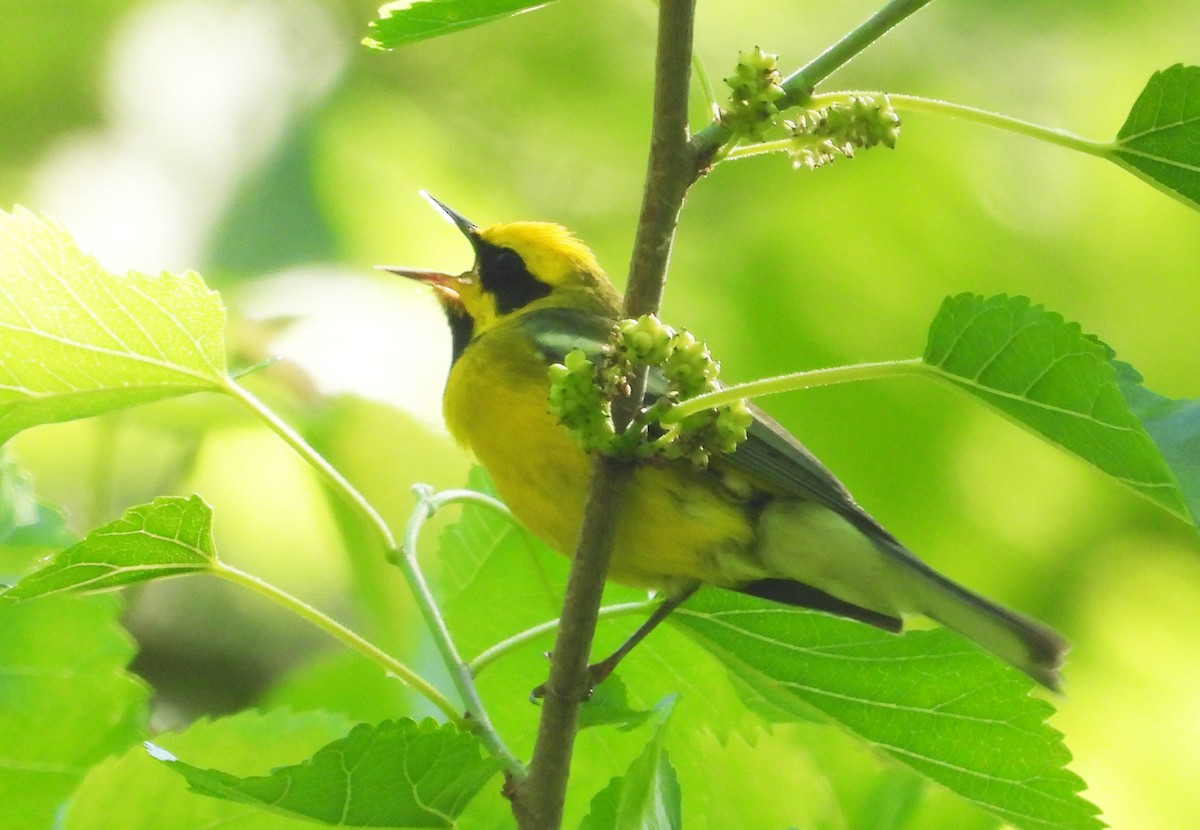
[444,331,760,591]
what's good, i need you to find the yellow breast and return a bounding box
[443,324,761,591]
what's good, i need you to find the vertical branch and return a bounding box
[510,1,698,827]
[622,0,700,320]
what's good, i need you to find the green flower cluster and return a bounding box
[547,314,752,466]
[720,47,787,141]
[547,349,614,452]
[786,93,901,170]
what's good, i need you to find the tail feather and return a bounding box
[889,554,1069,691]
[753,500,1068,689]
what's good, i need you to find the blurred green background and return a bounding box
[3,0,1199,827]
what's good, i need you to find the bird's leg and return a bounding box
[585,583,698,687]
[531,582,699,701]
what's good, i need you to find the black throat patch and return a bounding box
[445,304,475,364]
[475,239,552,315]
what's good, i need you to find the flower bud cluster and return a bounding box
[720,47,787,141]
[786,94,901,170]
[547,349,617,452]
[548,314,751,466]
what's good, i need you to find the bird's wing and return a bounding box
[724,406,903,547]
[520,306,617,363]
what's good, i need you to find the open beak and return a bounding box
[376,193,480,305]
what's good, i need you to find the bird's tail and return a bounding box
[752,500,1068,689]
[888,552,1068,691]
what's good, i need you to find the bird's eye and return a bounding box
[493,249,523,277]
[478,242,551,313]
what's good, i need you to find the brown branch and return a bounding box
[509,1,698,827]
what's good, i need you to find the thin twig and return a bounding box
[779,0,937,99]
[469,600,656,677]
[665,358,925,421]
[223,378,396,549]
[227,378,522,773]
[689,0,937,170]
[397,486,525,777]
[213,560,465,726]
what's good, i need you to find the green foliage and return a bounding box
[1114,360,1200,520]
[433,474,1080,827]
[155,718,503,828]
[3,3,1200,829]
[1111,64,1200,211]
[0,594,147,830]
[0,451,72,551]
[575,676,655,733]
[365,0,556,50]
[0,208,228,444]
[579,703,681,830]
[435,470,802,825]
[2,495,215,599]
[671,590,1101,830]
[262,651,415,724]
[62,710,354,830]
[923,293,1192,523]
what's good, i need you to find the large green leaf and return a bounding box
[671,590,1102,830]
[2,495,215,600]
[365,0,554,50]
[0,207,227,444]
[155,718,503,828]
[63,710,353,830]
[923,293,1191,522]
[0,594,148,830]
[1109,65,1200,211]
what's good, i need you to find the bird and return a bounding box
[384,195,1068,691]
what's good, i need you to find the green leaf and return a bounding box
[365,0,554,50]
[1110,65,1200,211]
[0,207,227,444]
[3,495,215,600]
[0,594,148,830]
[923,293,1190,522]
[63,709,354,830]
[579,702,681,830]
[577,675,655,733]
[848,773,925,830]
[1113,360,1200,519]
[438,466,564,659]
[262,651,414,724]
[671,590,1102,830]
[155,718,503,827]
[0,451,72,551]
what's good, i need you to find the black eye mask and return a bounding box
[474,239,552,315]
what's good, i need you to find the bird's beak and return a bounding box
[378,266,463,306]
[420,191,478,243]
[376,193,480,306]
